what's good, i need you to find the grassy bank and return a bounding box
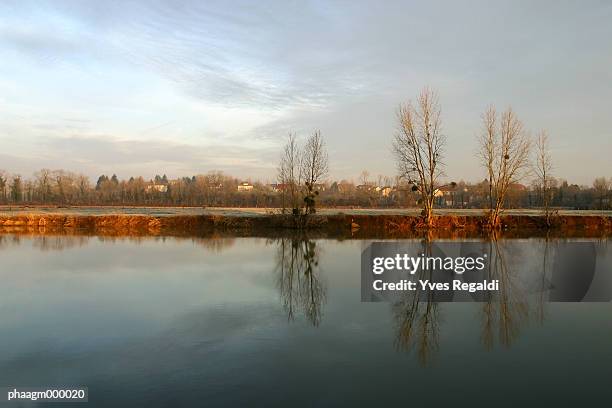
[0,208,611,239]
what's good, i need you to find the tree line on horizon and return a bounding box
[0,166,609,211]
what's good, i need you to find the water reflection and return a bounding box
[388,235,555,364]
[1,232,610,368]
[392,239,440,365]
[479,236,529,350]
[0,233,236,252]
[265,234,554,365]
[387,234,611,365]
[536,236,550,325]
[273,237,326,327]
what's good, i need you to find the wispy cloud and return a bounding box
[1,1,375,110]
[36,135,278,178]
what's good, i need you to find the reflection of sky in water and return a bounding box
[0,235,610,407]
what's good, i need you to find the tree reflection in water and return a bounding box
[392,237,440,366]
[0,234,238,252]
[391,233,551,365]
[0,232,579,364]
[273,237,326,327]
[536,234,551,326]
[480,234,529,350]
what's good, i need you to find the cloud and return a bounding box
[37,135,278,178]
[0,27,79,58]
[0,133,280,181]
[1,0,378,110]
[1,1,611,184]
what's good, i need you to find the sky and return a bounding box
[0,0,610,185]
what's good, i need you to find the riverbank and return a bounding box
[2,206,611,217]
[0,207,610,238]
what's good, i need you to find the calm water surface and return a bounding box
[0,235,611,407]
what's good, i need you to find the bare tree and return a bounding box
[394,87,450,227]
[534,130,553,225]
[10,175,22,203]
[593,177,610,210]
[53,169,76,204]
[300,130,328,214]
[359,170,370,186]
[76,174,91,202]
[0,170,7,203]
[35,168,53,202]
[277,133,302,214]
[478,106,531,227]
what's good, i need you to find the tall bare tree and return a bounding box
[394,87,449,227]
[478,106,531,227]
[359,170,370,186]
[593,177,610,210]
[10,175,22,203]
[534,130,553,225]
[53,169,77,204]
[76,174,91,202]
[35,169,53,202]
[0,171,7,203]
[277,133,302,214]
[300,130,328,214]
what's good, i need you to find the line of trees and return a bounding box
[0,166,609,211]
[391,87,609,228]
[0,169,275,207]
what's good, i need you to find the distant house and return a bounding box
[237,182,254,192]
[433,185,474,207]
[433,188,445,198]
[146,183,168,193]
[433,187,453,206]
[269,183,289,192]
[377,186,393,197]
[312,183,326,192]
[269,183,324,193]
